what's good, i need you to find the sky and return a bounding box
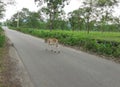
[0,0,120,22]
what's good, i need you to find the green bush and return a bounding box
[10,27,120,58]
[0,27,5,47]
[113,45,120,57]
[83,39,98,52]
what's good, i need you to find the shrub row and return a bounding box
[11,27,120,58]
[0,27,5,47]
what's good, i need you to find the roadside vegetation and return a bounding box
[0,27,5,47]
[10,27,120,59]
[0,26,21,87]
[6,0,120,60]
[0,0,16,86]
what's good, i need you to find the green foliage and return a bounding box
[96,0,118,6]
[0,0,5,19]
[113,45,120,57]
[11,27,120,57]
[7,0,120,32]
[7,8,43,29]
[67,0,120,32]
[35,0,70,30]
[0,27,5,47]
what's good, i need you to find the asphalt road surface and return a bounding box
[3,27,120,87]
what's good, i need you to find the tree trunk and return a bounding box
[86,20,90,34]
[49,13,53,31]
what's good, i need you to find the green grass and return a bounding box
[0,27,5,47]
[9,26,120,42]
[10,27,120,43]
[55,30,120,42]
[10,27,120,57]
[84,31,120,42]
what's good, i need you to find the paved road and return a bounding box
[3,27,120,87]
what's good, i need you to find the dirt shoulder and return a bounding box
[0,40,22,87]
[0,39,34,87]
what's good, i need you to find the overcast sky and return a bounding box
[1,0,120,22]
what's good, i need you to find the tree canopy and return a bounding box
[35,0,71,30]
[6,0,120,32]
[0,0,5,19]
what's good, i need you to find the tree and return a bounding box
[9,8,41,28]
[0,0,15,21]
[35,0,71,30]
[68,12,78,31]
[96,0,118,7]
[94,0,119,32]
[81,0,119,33]
[112,16,120,31]
[26,12,40,28]
[38,7,49,21]
[0,0,5,19]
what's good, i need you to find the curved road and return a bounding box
[3,27,120,87]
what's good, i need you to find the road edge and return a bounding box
[8,39,35,87]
